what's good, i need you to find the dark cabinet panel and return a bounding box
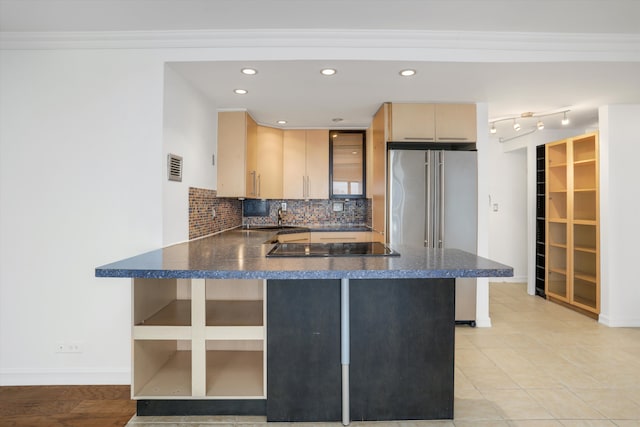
[350,278,455,421]
[266,279,342,422]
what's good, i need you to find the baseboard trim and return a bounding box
[0,368,130,386]
[598,314,640,327]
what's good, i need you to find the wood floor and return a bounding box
[0,385,135,427]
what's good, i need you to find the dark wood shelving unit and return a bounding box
[535,144,546,298]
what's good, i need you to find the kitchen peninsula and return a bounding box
[96,227,512,424]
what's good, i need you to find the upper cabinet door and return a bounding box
[434,104,477,143]
[389,103,435,142]
[283,130,329,200]
[282,130,307,199]
[217,111,257,198]
[305,130,329,199]
[257,126,283,199]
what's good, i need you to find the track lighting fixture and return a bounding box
[489,109,571,139]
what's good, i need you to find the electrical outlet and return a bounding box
[212,207,216,219]
[280,202,287,211]
[56,342,83,353]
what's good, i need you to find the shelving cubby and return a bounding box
[131,278,266,400]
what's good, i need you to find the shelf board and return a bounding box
[574,272,597,283]
[548,189,567,193]
[574,220,597,226]
[548,163,567,168]
[574,245,597,254]
[140,300,191,326]
[135,350,191,398]
[548,217,568,223]
[574,159,596,165]
[574,188,597,192]
[549,242,567,249]
[549,267,567,276]
[206,350,264,398]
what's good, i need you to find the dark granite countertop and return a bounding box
[95,227,513,280]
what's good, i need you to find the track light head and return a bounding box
[537,120,545,130]
[561,112,570,125]
[513,120,521,131]
[490,123,497,134]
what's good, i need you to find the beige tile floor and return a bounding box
[127,283,640,427]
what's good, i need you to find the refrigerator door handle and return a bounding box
[438,151,445,248]
[425,152,432,248]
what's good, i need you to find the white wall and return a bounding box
[487,139,527,282]
[162,65,218,245]
[0,50,165,384]
[599,104,640,327]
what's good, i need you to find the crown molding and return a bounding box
[1,29,639,62]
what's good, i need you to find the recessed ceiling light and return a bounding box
[234,89,248,95]
[277,120,287,125]
[241,68,257,75]
[321,68,337,76]
[399,69,416,77]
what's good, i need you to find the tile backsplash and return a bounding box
[188,188,242,240]
[243,199,370,227]
[188,187,372,240]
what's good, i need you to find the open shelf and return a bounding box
[132,278,267,402]
[206,300,263,326]
[206,350,264,398]
[139,300,191,326]
[548,166,567,191]
[574,162,596,190]
[133,341,191,398]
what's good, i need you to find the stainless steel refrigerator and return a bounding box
[389,148,478,326]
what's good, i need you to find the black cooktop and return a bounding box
[266,242,400,258]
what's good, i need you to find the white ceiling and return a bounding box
[2,0,640,137]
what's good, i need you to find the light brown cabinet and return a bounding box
[217,112,283,198]
[217,111,258,198]
[283,129,329,199]
[256,126,283,199]
[545,132,599,317]
[388,103,477,143]
[370,104,389,241]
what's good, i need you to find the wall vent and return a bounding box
[168,153,183,182]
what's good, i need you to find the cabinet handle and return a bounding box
[250,171,257,196]
[404,137,434,141]
[437,137,469,141]
[257,174,261,197]
[306,176,310,198]
[302,176,306,198]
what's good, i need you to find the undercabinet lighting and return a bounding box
[277,120,287,125]
[234,89,248,95]
[562,112,570,125]
[537,120,545,130]
[513,120,521,131]
[241,68,257,75]
[399,69,416,77]
[321,68,337,76]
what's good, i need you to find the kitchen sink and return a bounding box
[242,225,305,231]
